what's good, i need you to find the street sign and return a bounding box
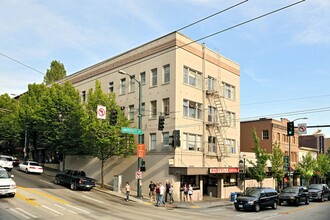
[298,123,307,134]
[283,156,289,172]
[136,171,142,179]
[97,105,106,120]
[121,127,143,135]
[137,144,145,158]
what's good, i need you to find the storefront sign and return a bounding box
[209,167,239,174]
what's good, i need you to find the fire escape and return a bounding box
[206,87,229,159]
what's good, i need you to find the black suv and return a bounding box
[278,186,309,206]
[308,184,330,202]
[234,187,278,212]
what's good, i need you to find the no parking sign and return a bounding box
[298,123,307,134]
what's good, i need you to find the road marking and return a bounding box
[54,204,78,214]
[235,212,254,216]
[15,207,38,219]
[263,214,280,219]
[189,205,201,209]
[66,204,91,214]
[10,208,33,219]
[279,204,316,214]
[18,186,69,204]
[39,179,53,185]
[42,205,64,216]
[16,193,39,206]
[82,195,104,204]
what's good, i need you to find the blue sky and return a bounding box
[1,0,329,136]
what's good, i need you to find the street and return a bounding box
[0,169,329,220]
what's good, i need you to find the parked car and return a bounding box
[0,167,16,197]
[234,187,278,212]
[55,169,96,191]
[278,186,309,206]
[0,155,20,167]
[18,161,43,174]
[308,184,330,202]
[0,155,13,171]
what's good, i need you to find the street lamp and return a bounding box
[243,153,246,192]
[118,70,143,198]
[288,117,308,187]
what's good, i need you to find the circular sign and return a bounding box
[98,108,106,117]
[136,171,142,179]
[298,124,306,133]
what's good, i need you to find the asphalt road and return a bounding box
[1,169,329,220]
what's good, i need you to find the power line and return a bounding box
[0,52,45,76]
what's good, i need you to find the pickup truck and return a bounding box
[55,169,96,191]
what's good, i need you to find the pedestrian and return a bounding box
[125,182,130,201]
[188,184,193,203]
[149,180,156,202]
[155,183,160,206]
[183,183,188,202]
[169,184,174,204]
[165,179,170,202]
[159,182,166,206]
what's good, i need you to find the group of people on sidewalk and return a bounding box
[149,180,174,206]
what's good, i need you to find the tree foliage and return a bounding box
[298,152,316,186]
[315,153,330,183]
[270,142,284,191]
[247,128,270,186]
[43,60,66,85]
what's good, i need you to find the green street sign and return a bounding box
[121,127,143,135]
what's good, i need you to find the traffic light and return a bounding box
[287,121,294,136]
[110,109,118,126]
[158,115,165,131]
[140,159,146,172]
[169,130,181,147]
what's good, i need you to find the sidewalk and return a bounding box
[43,166,233,209]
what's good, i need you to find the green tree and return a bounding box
[315,153,330,183]
[298,152,316,186]
[83,81,135,188]
[43,60,66,85]
[247,128,270,187]
[270,142,284,192]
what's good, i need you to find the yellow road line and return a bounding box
[16,193,40,206]
[17,186,69,205]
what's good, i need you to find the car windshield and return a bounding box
[0,170,10,178]
[308,184,322,190]
[244,188,261,197]
[29,162,40,166]
[283,187,299,193]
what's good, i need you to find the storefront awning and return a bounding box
[169,167,208,175]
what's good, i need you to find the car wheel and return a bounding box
[295,198,300,206]
[305,196,309,205]
[278,200,282,206]
[272,201,277,209]
[254,203,260,212]
[25,169,28,174]
[70,182,77,190]
[321,194,324,202]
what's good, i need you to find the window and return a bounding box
[226,111,236,127]
[151,68,157,86]
[140,72,146,85]
[183,66,202,89]
[150,100,157,119]
[82,91,86,102]
[225,139,236,154]
[208,136,216,153]
[224,173,238,187]
[163,132,170,149]
[163,64,170,83]
[180,175,200,188]
[183,99,202,120]
[150,133,156,151]
[223,82,235,100]
[120,78,126,95]
[208,106,217,122]
[129,75,135,93]
[207,76,216,91]
[129,105,134,121]
[182,133,202,151]
[163,98,170,116]
[109,82,114,93]
[262,130,269,140]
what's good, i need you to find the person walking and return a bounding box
[183,183,188,202]
[188,184,193,203]
[155,183,160,206]
[125,182,130,201]
[165,180,171,203]
[159,182,166,206]
[169,184,174,204]
[149,180,156,202]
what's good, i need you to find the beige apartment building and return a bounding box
[59,32,241,200]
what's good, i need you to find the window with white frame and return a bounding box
[163,64,170,83]
[163,98,170,116]
[128,105,134,121]
[150,133,156,151]
[109,82,114,93]
[226,111,236,127]
[208,106,217,122]
[183,99,202,119]
[163,132,170,149]
[151,68,157,86]
[120,78,126,95]
[182,133,202,151]
[225,139,236,154]
[208,136,216,153]
[183,66,202,89]
[222,82,235,100]
[207,76,216,91]
[150,100,157,119]
[140,72,146,85]
[129,75,135,93]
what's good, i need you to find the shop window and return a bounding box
[180,175,200,189]
[223,173,238,187]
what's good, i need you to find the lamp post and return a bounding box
[118,70,143,198]
[243,153,246,193]
[288,117,308,187]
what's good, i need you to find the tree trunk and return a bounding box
[101,160,104,188]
